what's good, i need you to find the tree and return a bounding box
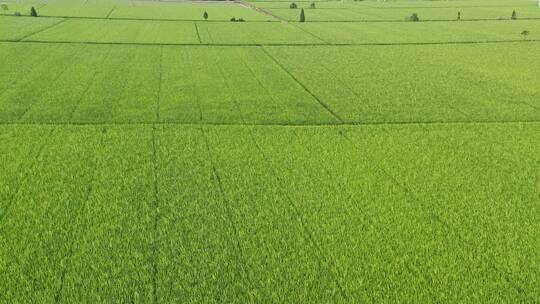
[521,30,530,40]
[457,11,461,20]
[1,4,9,15]
[290,2,297,9]
[310,2,316,8]
[511,10,517,20]
[30,6,38,17]
[409,13,419,22]
[203,11,208,20]
[299,8,305,22]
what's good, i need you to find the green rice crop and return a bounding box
[1,122,538,301]
[0,16,64,40]
[23,19,200,44]
[1,0,539,301]
[111,2,272,21]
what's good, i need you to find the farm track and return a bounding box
[4,14,540,23]
[0,120,539,127]
[3,38,539,47]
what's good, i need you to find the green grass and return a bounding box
[0,0,539,302]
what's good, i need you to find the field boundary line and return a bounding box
[0,127,56,225]
[16,18,68,42]
[245,126,350,301]
[194,22,202,44]
[289,23,330,44]
[156,46,164,122]
[3,13,540,23]
[2,119,540,127]
[274,17,540,23]
[5,38,539,48]
[261,47,344,123]
[0,14,280,22]
[337,130,528,300]
[150,124,160,304]
[105,5,116,19]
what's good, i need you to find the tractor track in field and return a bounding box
[244,126,350,302]
[16,18,68,41]
[261,47,344,123]
[16,44,92,121]
[150,124,160,304]
[53,126,108,304]
[199,126,254,295]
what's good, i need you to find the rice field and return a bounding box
[1,0,539,302]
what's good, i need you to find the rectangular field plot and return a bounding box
[159,46,337,124]
[300,20,540,44]
[0,16,64,41]
[268,6,540,22]
[196,21,322,44]
[265,42,540,123]
[0,43,335,124]
[1,122,538,302]
[111,2,272,21]
[37,3,114,18]
[23,19,200,44]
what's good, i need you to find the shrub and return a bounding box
[230,17,236,22]
[290,2,297,9]
[30,6,37,17]
[409,13,419,21]
[521,30,530,40]
[310,2,316,9]
[511,10,517,20]
[457,11,461,20]
[238,18,245,22]
[203,11,208,20]
[300,8,305,22]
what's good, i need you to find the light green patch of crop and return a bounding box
[111,2,272,21]
[37,3,114,18]
[23,19,200,44]
[265,43,540,123]
[196,21,323,44]
[299,20,540,43]
[0,16,64,40]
